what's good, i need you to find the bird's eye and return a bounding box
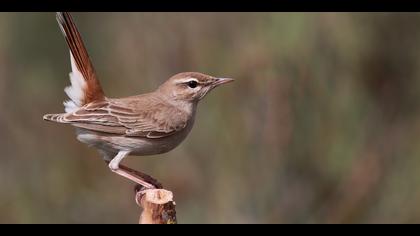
[187,80,198,88]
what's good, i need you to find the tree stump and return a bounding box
[136,188,177,224]
[117,163,177,224]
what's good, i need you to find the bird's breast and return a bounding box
[130,118,195,156]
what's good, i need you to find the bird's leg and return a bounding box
[108,150,155,189]
[119,164,163,189]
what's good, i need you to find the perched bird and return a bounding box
[43,12,234,188]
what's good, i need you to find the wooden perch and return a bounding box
[117,163,177,224]
[136,187,177,224]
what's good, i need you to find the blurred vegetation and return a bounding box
[1,12,420,223]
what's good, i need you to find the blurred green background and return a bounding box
[1,12,420,223]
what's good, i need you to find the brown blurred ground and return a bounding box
[0,12,420,223]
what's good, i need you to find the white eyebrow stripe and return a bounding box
[176,78,199,84]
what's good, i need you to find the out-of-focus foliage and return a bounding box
[1,13,420,223]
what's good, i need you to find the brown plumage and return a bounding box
[43,12,234,188]
[44,95,189,139]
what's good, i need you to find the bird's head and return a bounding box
[158,72,234,102]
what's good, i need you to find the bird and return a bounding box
[43,12,234,189]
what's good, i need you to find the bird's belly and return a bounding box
[106,134,187,156]
[75,122,193,156]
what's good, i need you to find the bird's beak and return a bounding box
[212,77,235,87]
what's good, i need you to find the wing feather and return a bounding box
[51,99,189,138]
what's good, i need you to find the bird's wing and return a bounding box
[56,12,105,112]
[46,99,189,139]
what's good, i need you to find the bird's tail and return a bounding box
[56,12,105,113]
